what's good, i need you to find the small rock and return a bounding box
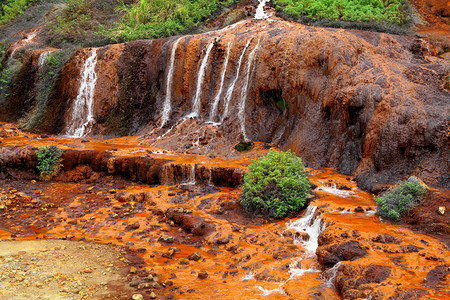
[132,294,144,300]
[354,206,364,212]
[438,207,445,215]
[152,282,159,288]
[150,292,157,299]
[158,235,174,243]
[129,281,139,287]
[198,271,208,279]
[187,251,202,261]
[130,266,137,274]
[137,283,151,290]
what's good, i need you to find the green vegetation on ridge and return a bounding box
[0,0,36,26]
[114,0,235,41]
[273,0,409,24]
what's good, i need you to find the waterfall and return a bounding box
[239,40,260,141]
[160,163,197,185]
[188,40,215,118]
[255,0,270,20]
[222,39,253,121]
[188,164,196,185]
[209,42,232,122]
[66,49,98,137]
[161,38,182,128]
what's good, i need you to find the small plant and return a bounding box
[374,177,428,221]
[235,141,253,152]
[36,145,63,180]
[240,149,311,219]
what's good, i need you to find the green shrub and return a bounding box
[273,0,409,25]
[36,145,63,180]
[240,149,311,219]
[374,177,428,221]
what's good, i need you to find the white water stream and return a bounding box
[188,40,215,118]
[239,40,260,141]
[161,38,182,128]
[66,49,98,137]
[209,42,232,122]
[222,39,253,121]
[255,0,270,20]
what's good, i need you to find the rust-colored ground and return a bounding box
[1,123,449,299]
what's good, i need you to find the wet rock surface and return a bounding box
[1,16,449,189]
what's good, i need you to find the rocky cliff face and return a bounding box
[1,16,449,190]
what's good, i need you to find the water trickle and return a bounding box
[188,40,215,119]
[239,40,260,141]
[222,39,253,121]
[288,206,324,255]
[38,51,53,67]
[255,0,270,20]
[66,49,98,137]
[188,164,196,185]
[322,262,342,288]
[209,42,232,122]
[161,38,182,128]
[160,163,197,185]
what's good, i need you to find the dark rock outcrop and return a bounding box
[318,240,368,268]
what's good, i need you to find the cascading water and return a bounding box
[209,42,232,122]
[188,40,215,118]
[255,0,270,20]
[287,206,324,255]
[65,49,98,137]
[161,38,182,128]
[239,40,260,141]
[222,39,253,121]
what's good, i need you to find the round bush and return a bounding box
[240,149,311,218]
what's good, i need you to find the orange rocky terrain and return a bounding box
[0,1,449,299]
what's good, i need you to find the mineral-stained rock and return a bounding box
[166,207,215,236]
[423,265,450,287]
[3,16,448,189]
[319,240,368,268]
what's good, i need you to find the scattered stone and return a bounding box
[354,206,364,212]
[438,207,445,215]
[137,283,151,290]
[126,222,140,231]
[373,234,402,244]
[158,235,174,243]
[129,281,139,287]
[129,266,137,274]
[188,252,201,261]
[132,294,144,300]
[198,271,208,279]
[150,292,157,299]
